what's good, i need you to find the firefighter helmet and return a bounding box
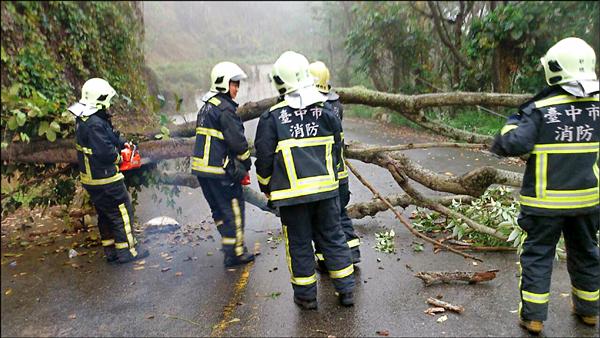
[270,51,314,95]
[210,62,247,94]
[541,37,597,86]
[80,78,117,110]
[309,61,331,94]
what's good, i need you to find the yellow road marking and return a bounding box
[210,262,253,337]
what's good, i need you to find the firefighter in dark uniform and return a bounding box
[192,62,255,268]
[255,51,355,309]
[490,37,599,334]
[309,61,361,271]
[68,78,149,264]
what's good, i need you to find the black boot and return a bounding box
[116,244,149,264]
[103,246,118,263]
[224,251,255,268]
[294,296,318,310]
[338,292,354,307]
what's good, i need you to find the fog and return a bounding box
[143,1,329,111]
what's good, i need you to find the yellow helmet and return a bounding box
[210,62,247,94]
[309,61,331,94]
[80,78,116,110]
[541,37,597,86]
[270,51,314,95]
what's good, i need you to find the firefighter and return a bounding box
[68,78,149,264]
[309,61,361,272]
[490,37,599,334]
[192,61,255,268]
[255,51,355,309]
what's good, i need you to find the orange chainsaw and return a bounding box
[119,143,142,171]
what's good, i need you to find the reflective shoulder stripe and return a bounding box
[329,264,354,279]
[208,97,221,106]
[534,94,599,108]
[532,142,599,154]
[572,287,600,302]
[269,100,288,112]
[80,172,124,185]
[256,174,271,185]
[196,127,224,140]
[501,124,519,135]
[237,149,251,161]
[75,143,93,154]
[522,290,550,304]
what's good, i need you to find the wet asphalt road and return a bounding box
[2,117,598,337]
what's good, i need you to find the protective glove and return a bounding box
[489,134,508,157]
[229,158,248,182]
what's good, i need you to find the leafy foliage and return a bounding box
[374,229,396,254]
[1,1,151,214]
[413,186,523,248]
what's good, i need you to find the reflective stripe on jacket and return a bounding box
[492,86,599,216]
[75,111,125,186]
[326,97,348,182]
[255,99,343,207]
[191,93,251,178]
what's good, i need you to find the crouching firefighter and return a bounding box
[309,61,361,272]
[68,78,149,264]
[255,51,355,309]
[192,61,255,268]
[490,37,599,334]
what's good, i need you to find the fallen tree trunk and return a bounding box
[346,194,475,219]
[415,270,500,286]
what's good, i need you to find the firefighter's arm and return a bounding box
[490,109,540,157]
[88,123,121,164]
[254,113,277,194]
[220,109,251,170]
[327,106,344,172]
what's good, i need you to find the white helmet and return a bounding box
[80,78,117,109]
[541,37,597,86]
[210,62,247,94]
[309,61,331,94]
[270,51,314,95]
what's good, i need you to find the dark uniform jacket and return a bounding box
[75,110,126,186]
[255,99,343,207]
[326,92,349,184]
[191,93,251,179]
[491,86,599,216]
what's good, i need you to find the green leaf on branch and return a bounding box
[46,129,57,142]
[49,121,61,132]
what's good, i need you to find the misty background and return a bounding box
[143,1,335,113]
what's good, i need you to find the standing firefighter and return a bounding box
[255,51,355,309]
[192,62,255,268]
[68,78,149,264]
[490,37,599,334]
[309,61,361,271]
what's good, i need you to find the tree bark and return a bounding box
[415,269,499,286]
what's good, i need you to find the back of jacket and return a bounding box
[75,112,124,187]
[492,86,599,216]
[191,93,251,179]
[255,100,342,207]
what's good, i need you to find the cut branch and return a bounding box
[346,194,474,219]
[416,269,499,286]
[345,160,483,262]
[426,297,465,314]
